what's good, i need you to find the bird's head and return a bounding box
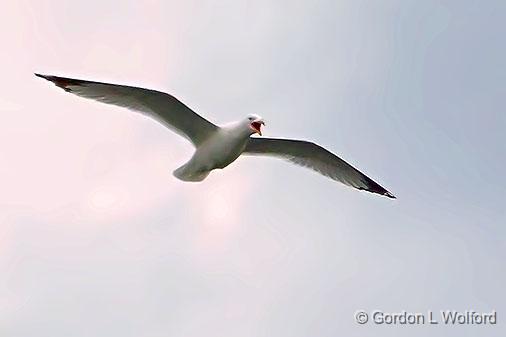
[245,114,265,136]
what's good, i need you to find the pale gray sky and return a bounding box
[1,1,505,336]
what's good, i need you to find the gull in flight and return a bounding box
[35,73,395,198]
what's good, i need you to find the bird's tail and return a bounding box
[173,164,210,182]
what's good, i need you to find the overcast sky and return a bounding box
[1,1,505,336]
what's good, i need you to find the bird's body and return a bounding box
[173,122,251,181]
[35,73,395,198]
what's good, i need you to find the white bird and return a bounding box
[35,74,395,198]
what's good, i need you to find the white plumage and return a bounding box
[36,74,395,198]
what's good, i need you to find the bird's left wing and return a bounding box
[35,74,218,146]
[243,137,395,198]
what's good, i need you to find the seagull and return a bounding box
[35,73,395,198]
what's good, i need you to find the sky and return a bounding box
[0,0,505,336]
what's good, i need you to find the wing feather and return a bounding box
[243,137,395,198]
[35,74,217,146]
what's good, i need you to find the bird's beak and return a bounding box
[251,119,265,136]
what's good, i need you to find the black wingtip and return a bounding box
[384,191,396,199]
[360,175,396,199]
[34,73,82,92]
[34,73,49,80]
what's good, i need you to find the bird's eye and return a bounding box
[248,117,254,121]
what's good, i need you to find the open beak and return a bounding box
[250,119,265,136]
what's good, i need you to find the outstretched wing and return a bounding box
[35,74,218,146]
[243,137,395,198]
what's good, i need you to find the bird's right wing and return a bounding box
[35,74,218,146]
[243,137,395,198]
